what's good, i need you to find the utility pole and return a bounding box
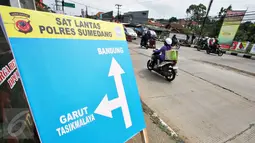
[199,0,213,39]
[55,0,58,11]
[81,9,85,17]
[62,0,64,13]
[115,4,122,21]
[86,6,88,18]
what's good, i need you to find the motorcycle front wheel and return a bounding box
[176,44,180,49]
[218,50,223,56]
[206,49,210,54]
[147,60,153,71]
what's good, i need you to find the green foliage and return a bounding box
[183,28,191,35]
[235,21,255,43]
[169,17,178,23]
[186,4,207,24]
[202,5,232,37]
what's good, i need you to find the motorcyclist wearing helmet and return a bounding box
[153,38,172,67]
[212,36,219,52]
[140,30,150,47]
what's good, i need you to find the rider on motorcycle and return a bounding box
[208,37,215,49]
[208,37,219,52]
[172,35,178,46]
[140,31,151,47]
[153,38,172,67]
[213,37,219,51]
[202,36,209,47]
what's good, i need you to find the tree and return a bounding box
[201,5,232,37]
[149,18,155,21]
[235,21,255,43]
[169,17,178,23]
[186,4,207,24]
[218,5,232,18]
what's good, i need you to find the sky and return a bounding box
[43,0,255,19]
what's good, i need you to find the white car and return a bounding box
[125,27,138,40]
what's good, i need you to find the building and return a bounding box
[123,10,149,24]
[178,19,198,27]
[0,0,36,10]
[95,11,113,21]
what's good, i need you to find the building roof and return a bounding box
[148,20,165,27]
[96,12,104,17]
[146,25,169,32]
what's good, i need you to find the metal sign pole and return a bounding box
[32,0,37,10]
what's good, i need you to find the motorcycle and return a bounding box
[140,40,148,49]
[147,50,178,82]
[147,38,156,49]
[197,39,208,51]
[206,44,223,56]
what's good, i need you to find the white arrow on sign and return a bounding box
[94,57,132,129]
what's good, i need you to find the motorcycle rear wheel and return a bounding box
[165,68,176,82]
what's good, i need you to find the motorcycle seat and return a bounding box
[164,60,176,63]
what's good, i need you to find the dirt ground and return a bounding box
[127,113,177,143]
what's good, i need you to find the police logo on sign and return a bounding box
[9,12,33,34]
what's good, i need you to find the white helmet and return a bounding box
[165,38,172,45]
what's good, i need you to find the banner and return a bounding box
[236,41,250,51]
[250,44,255,54]
[220,44,231,50]
[218,10,246,46]
[230,41,239,50]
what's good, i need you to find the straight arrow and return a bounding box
[108,57,132,128]
[94,57,132,129]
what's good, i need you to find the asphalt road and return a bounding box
[129,39,255,143]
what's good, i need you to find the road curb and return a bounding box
[223,51,255,59]
[190,45,255,60]
[141,100,184,142]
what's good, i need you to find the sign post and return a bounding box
[0,5,145,143]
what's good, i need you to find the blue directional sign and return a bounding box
[0,6,145,143]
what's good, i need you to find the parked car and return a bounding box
[125,27,138,40]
